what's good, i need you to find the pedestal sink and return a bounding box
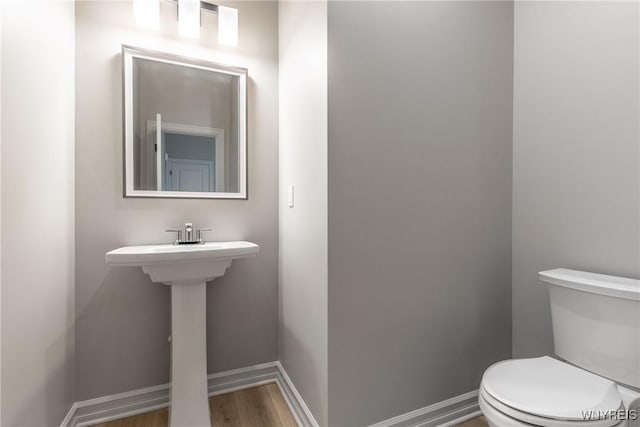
[105,241,259,427]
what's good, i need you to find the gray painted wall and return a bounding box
[75,1,279,400]
[1,1,76,424]
[278,2,328,425]
[327,2,513,425]
[512,1,640,358]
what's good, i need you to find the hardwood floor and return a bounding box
[92,383,297,427]
[457,416,489,427]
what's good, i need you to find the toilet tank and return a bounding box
[539,268,640,388]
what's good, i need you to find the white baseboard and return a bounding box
[274,361,319,427]
[61,361,318,427]
[369,390,481,427]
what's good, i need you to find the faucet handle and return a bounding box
[196,228,212,243]
[165,229,181,244]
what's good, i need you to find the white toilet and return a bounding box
[479,268,640,427]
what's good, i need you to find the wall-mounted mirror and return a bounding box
[123,46,247,199]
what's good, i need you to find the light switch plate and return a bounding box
[288,185,294,208]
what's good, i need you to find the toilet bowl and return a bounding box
[478,356,640,427]
[479,269,640,427]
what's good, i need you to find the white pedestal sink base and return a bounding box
[169,281,211,427]
[105,242,259,427]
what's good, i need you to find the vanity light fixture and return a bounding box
[133,0,160,29]
[133,0,239,46]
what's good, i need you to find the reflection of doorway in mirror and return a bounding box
[144,118,225,192]
[163,133,215,191]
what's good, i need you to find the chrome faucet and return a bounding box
[166,222,212,245]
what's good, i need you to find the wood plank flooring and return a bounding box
[457,416,489,427]
[93,385,486,427]
[93,383,297,427]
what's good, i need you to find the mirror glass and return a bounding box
[123,46,247,198]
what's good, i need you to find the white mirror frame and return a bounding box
[122,45,248,199]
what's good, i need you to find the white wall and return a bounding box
[279,2,328,425]
[0,2,3,420]
[512,1,640,357]
[1,1,76,424]
[75,1,279,400]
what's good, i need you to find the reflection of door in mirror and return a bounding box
[162,132,218,192]
[143,118,225,192]
[125,47,247,198]
[166,158,212,192]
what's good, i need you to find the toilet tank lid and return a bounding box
[539,268,640,301]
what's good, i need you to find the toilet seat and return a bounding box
[480,386,621,427]
[480,357,624,427]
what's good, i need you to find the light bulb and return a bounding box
[218,6,238,47]
[178,0,200,39]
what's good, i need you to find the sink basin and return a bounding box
[106,241,258,262]
[106,241,258,284]
[105,240,259,427]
